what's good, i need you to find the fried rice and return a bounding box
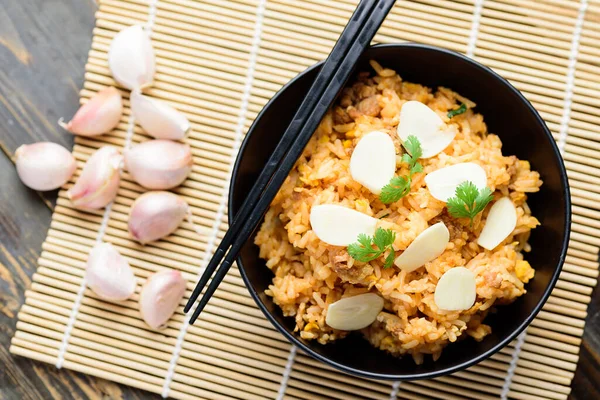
[255,60,542,364]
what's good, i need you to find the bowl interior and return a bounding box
[230,44,569,379]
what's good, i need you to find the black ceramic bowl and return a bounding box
[229,44,570,380]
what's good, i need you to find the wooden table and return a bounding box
[0,1,598,399]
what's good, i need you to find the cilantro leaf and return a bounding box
[380,176,411,204]
[384,251,396,269]
[447,103,467,118]
[347,228,396,268]
[403,135,423,160]
[373,227,395,251]
[446,181,494,226]
[379,135,423,204]
[410,163,423,174]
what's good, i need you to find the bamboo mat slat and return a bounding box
[10,0,600,399]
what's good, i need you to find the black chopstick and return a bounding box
[183,0,379,315]
[186,0,397,324]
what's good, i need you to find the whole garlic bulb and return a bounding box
[108,25,155,90]
[139,269,187,330]
[68,146,122,209]
[86,242,136,302]
[129,191,189,244]
[59,87,123,136]
[130,90,190,140]
[15,142,76,191]
[125,140,193,190]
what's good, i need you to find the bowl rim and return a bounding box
[229,42,571,380]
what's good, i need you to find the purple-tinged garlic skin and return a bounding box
[125,140,193,190]
[130,90,190,140]
[68,146,122,209]
[139,269,186,329]
[129,191,188,244]
[15,142,76,191]
[59,86,123,136]
[108,25,155,90]
[86,242,136,302]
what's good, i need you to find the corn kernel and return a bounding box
[343,140,352,148]
[515,260,535,283]
[318,135,330,144]
[355,199,369,209]
[304,322,319,332]
[381,336,394,347]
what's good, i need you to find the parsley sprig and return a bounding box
[446,181,493,226]
[379,135,423,204]
[447,103,467,118]
[347,228,396,268]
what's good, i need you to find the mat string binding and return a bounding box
[161,0,267,397]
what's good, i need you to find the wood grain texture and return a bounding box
[0,0,598,399]
[0,1,158,399]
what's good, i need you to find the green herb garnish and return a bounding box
[446,181,493,226]
[347,228,396,268]
[447,103,467,118]
[379,135,423,204]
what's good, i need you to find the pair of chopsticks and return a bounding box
[185,0,397,324]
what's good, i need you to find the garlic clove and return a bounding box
[68,146,122,209]
[310,204,378,246]
[124,140,193,190]
[108,25,155,90]
[434,267,476,311]
[349,131,396,195]
[59,87,123,136]
[139,269,187,330]
[397,101,456,158]
[129,191,188,244]
[394,222,450,272]
[130,90,190,140]
[326,293,384,331]
[477,197,517,250]
[424,162,487,202]
[86,242,136,302]
[15,142,76,191]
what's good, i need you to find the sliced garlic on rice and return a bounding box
[309,204,378,246]
[394,222,450,272]
[477,197,517,250]
[434,267,476,311]
[349,131,396,195]
[397,101,456,158]
[326,293,384,331]
[424,162,487,202]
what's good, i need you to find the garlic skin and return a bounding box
[86,242,136,302]
[15,142,76,191]
[59,87,123,136]
[125,140,193,190]
[139,269,187,330]
[68,146,122,209]
[130,90,190,140]
[108,25,155,90]
[129,191,188,244]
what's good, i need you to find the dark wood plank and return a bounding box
[0,0,598,399]
[570,284,600,400]
[0,1,158,399]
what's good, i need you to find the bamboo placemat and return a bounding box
[9,0,600,399]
